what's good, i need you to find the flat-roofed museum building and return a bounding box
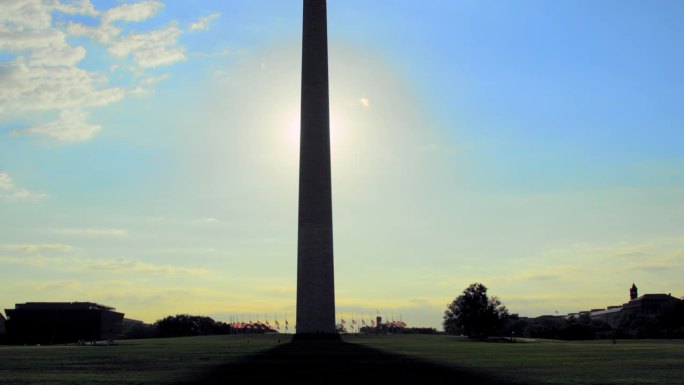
[5,302,124,344]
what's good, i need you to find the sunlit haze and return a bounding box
[1,1,683,329]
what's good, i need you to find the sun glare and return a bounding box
[284,112,346,156]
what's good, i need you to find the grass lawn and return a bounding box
[0,334,288,384]
[0,334,682,384]
[349,334,684,385]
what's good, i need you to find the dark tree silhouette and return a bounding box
[155,314,229,337]
[443,283,509,339]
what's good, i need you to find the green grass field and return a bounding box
[349,335,684,384]
[0,335,683,384]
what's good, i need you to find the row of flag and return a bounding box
[340,319,407,327]
[229,319,290,331]
[225,313,407,332]
[339,316,407,331]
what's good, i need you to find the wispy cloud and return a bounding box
[11,109,101,142]
[0,173,14,190]
[505,293,621,308]
[0,172,46,201]
[0,254,58,268]
[0,0,125,118]
[86,257,207,275]
[0,253,207,276]
[335,296,444,310]
[108,25,185,68]
[622,251,684,274]
[102,1,163,23]
[189,12,220,32]
[255,285,295,295]
[198,217,219,224]
[2,243,72,253]
[67,2,192,69]
[359,97,370,108]
[57,228,128,236]
[0,57,125,114]
[2,0,213,143]
[53,0,98,16]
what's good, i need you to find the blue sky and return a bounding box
[1,0,683,329]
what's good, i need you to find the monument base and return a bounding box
[291,333,342,343]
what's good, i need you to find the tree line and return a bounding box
[443,283,684,340]
[123,314,274,339]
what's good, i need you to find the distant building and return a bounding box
[0,312,6,335]
[4,302,124,345]
[572,284,682,327]
[587,306,623,325]
[630,283,639,300]
[622,293,680,316]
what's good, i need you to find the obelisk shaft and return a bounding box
[296,0,336,335]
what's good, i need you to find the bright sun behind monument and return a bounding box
[285,114,346,155]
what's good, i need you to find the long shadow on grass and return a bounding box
[178,339,517,385]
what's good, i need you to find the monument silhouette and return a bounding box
[295,0,337,337]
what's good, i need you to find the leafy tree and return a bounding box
[122,322,157,339]
[443,283,509,338]
[154,314,225,337]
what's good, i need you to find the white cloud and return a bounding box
[0,1,124,131]
[2,0,207,143]
[130,73,171,95]
[0,254,55,267]
[0,172,46,201]
[86,257,207,275]
[52,0,98,16]
[0,1,90,53]
[189,12,220,32]
[0,28,64,51]
[69,21,186,69]
[29,44,86,67]
[66,20,121,44]
[2,243,72,253]
[0,172,15,190]
[199,217,219,224]
[12,109,101,142]
[359,97,370,108]
[0,253,207,276]
[58,228,128,236]
[65,1,163,44]
[0,58,125,113]
[102,1,163,23]
[108,25,185,68]
[0,0,52,31]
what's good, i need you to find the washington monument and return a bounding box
[295,0,336,336]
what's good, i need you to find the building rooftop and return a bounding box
[590,307,623,317]
[637,294,679,301]
[10,302,116,311]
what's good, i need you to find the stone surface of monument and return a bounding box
[295,0,337,337]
